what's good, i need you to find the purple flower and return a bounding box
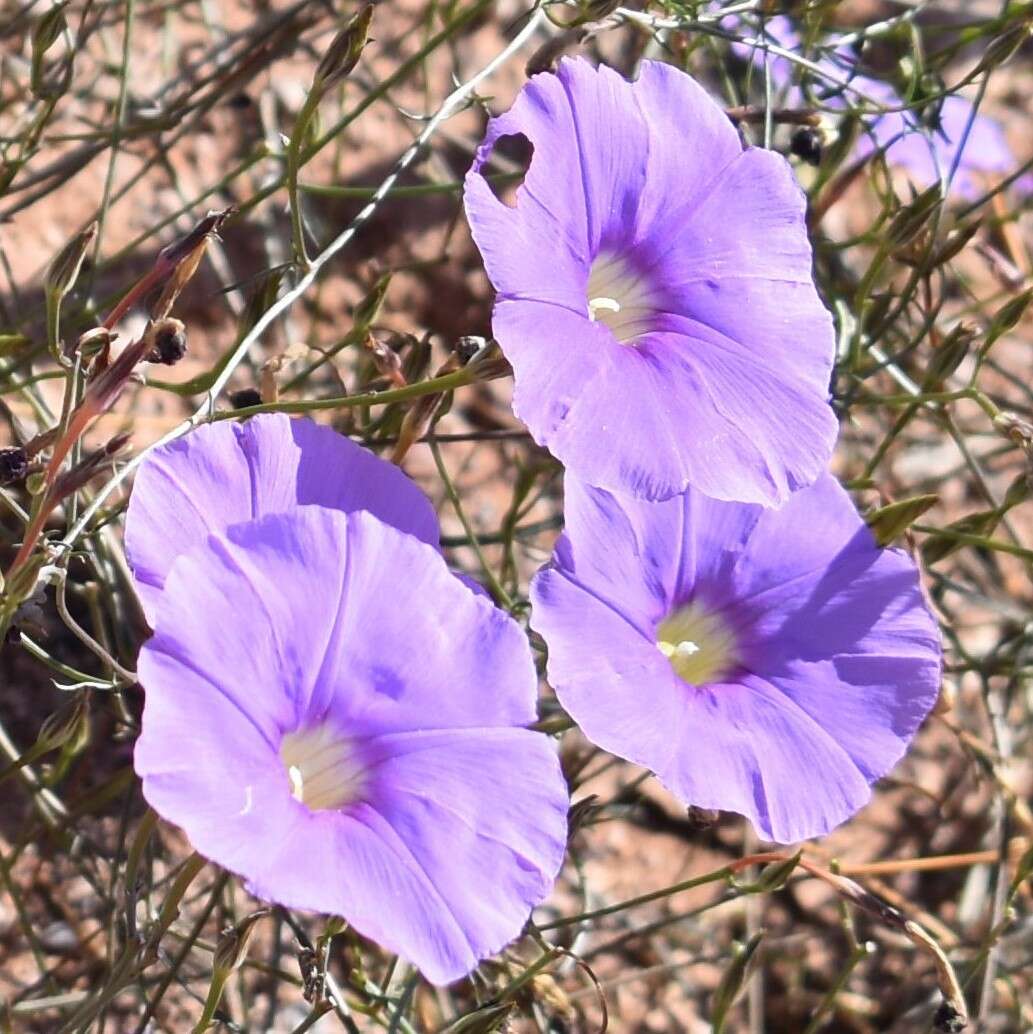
[735,15,1030,200]
[530,473,941,843]
[135,505,569,984]
[464,57,837,506]
[125,413,439,622]
[856,91,1032,201]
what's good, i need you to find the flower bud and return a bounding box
[442,1003,515,1033]
[922,509,1000,565]
[753,851,802,893]
[30,1,69,95]
[73,326,116,362]
[351,270,392,330]
[866,494,938,547]
[213,909,269,976]
[711,931,764,1034]
[986,287,1033,347]
[930,221,981,268]
[37,692,90,753]
[971,24,1030,77]
[0,333,30,357]
[314,4,374,89]
[886,185,943,249]
[994,411,1033,463]
[45,223,96,302]
[922,322,975,387]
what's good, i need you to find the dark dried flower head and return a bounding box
[0,447,29,486]
[686,805,721,831]
[790,126,824,166]
[145,318,188,366]
[229,388,263,410]
[455,335,487,365]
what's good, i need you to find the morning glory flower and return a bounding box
[464,57,837,505]
[530,472,941,843]
[125,413,439,622]
[135,505,569,984]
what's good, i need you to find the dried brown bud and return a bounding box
[526,30,583,76]
[789,126,824,166]
[685,805,720,830]
[362,332,406,388]
[84,335,152,412]
[49,433,131,501]
[151,208,234,319]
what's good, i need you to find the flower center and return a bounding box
[585,252,660,345]
[657,601,739,685]
[279,722,368,811]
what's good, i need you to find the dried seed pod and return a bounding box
[229,388,263,410]
[0,447,29,486]
[144,318,188,366]
[790,126,824,166]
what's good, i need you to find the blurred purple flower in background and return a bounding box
[464,57,837,505]
[135,505,569,984]
[125,413,439,621]
[854,90,1031,200]
[531,473,941,843]
[740,15,1031,200]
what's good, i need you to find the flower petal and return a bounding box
[531,565,690,765]
[629,59,744,244]
[125,414,439,621]
[135,649,299,871]
[638,146,835,395]
[658,674,873,843]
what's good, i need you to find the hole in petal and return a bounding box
[480,133,534,208]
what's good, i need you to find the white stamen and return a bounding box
[280,723,367,811]
[657,602,738,685]
[585,251,661,345]
[588,296,622,320]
